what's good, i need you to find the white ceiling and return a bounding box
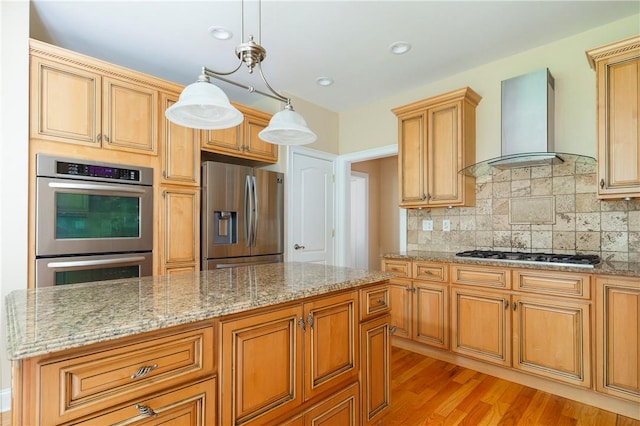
[30,1,639,113]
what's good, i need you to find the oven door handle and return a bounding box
[48,182,147,194]
[46,256,147,268]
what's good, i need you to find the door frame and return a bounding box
[286,146,337,264]
[335,144,405,268]
[350,171,369,269]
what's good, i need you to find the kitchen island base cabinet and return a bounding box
[361,315,391,426]
[220,291,359,426]
[75,379,216,426]
[278,383,360,426]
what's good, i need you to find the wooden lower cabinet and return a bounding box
[279,383,360,426]
[75,379,216,426]
[413,281,449,349]
[388,277,412,339]
[512,295,591,388]
[451,286,511,366]
[595,276,640,402]
[157,186,199,274]
[220,291,359,426]
[361,315,390,425]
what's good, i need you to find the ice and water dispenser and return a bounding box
[213,211,237,244]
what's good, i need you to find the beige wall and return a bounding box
[338,14,640,157]
[351,156,399,270]
[1,0,29,400]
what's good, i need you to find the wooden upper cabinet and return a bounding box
[393,87,481,208]
[587,36,640,200]
[30,39,162,156]
[160,93,199,186]
[30,56,102,146]
[202,106,278,164]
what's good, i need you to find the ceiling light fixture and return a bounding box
[389,41,412,55]
[165,0,317,145]
[316,77,334,87]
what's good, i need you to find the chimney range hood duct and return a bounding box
[459,68,595,177]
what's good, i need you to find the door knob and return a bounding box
[294,244,305,250]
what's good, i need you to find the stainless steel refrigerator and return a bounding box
[201,161,284,269]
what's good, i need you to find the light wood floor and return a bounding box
[2,348,638,425]
[383,346,639,426]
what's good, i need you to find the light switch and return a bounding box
[422,220,433,231]
[443,219,451,232]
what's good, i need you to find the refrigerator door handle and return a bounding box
[251,175,258,247]
[245,175,253,247]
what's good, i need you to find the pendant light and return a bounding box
[165,0,317,145]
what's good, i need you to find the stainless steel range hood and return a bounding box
[460,68,595,177]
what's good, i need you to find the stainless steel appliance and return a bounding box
[201,161,284,269]
[35,154,153,287]
[455,250,601,268]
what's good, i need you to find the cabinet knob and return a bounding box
[390,325,397,335]
[513,302,517,311]
[306,313,314,329]
[297,317,306,332]
[600,178,605,189]
[503,300,509,309]
[377,299,386,306]
[104,134,110,143]
[135,404,158,418]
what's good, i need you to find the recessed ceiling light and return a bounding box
[390,41,412,55]
[209,26,233,40]
[316,77,334,87]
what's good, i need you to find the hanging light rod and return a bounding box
[165,0,317,146]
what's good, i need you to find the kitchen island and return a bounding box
[6,262,393,425]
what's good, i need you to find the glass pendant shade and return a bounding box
[165,80,244,130]
[258,108,317,145]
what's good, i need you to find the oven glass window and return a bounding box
[55,193,141,239]
[55,265,141,285]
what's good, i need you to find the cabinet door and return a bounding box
[426,101,462,205]
[159,188,199,271]
[397,111,427,207]
[304,383,360,426]
[590,37,640,199]
[304,292,359,401]
[75,379,215,426]
[361,315,390,426]
[388,278,412,339]
[221,305,304,426]
[30,57,102,146]
[102,76,157,155]
[160,93,199,186]
[245,113,278,163]
[203,126,242,155]
[451,286,511,366]
[595,277,640,402]
[512,295,591,388]
[413,281,449,349]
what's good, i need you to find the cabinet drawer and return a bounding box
[413,261,448,282]
[381,259,411,277]
[451,264,510,289]
[40,325,215,424]
[360,284,391,321]
[75,378,216,425]
[513,270,591,299]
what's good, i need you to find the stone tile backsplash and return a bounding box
[406,162,640,262]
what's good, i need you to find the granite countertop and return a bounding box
[382,251,640,277]
[5,262,393,361]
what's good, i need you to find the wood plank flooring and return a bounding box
[382,346,640,426]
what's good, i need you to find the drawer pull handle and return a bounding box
[131,364,158,379]
[377,299,386,306]
[136,404,158,418]
[298,317,306,332]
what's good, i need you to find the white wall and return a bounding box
[0,0,29,403]
[338,14,640,157]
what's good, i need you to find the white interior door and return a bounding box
[350,172,368,269]
[288,148,335,264]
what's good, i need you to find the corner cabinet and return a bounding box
[202,106,278,163]
[392,87,481,208]
[587,35,640,200]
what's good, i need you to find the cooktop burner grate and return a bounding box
[455,250,601,268]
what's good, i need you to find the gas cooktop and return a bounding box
[455,250,602,268]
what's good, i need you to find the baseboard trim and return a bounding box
[1,387,9,413]
[392,338,640,421]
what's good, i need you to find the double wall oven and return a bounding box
[35,155,153,287]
